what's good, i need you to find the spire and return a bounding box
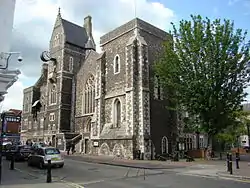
[58,7,61,17]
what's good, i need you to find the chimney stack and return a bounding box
[84,15,92,37]
[41,63,48,75]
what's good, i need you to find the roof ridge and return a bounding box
[62,18,83,29]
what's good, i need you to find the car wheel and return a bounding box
[58,164,64,168]
[39,161,44,169]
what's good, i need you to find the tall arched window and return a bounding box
[49,84,57,105]
[83,75,95,114]
[113,99,121,128]
[154,75,163,100]
[84,119,91,133]
[161,136,168,154]
[114,55,120,74]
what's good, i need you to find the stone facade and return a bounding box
[21,9,178,159]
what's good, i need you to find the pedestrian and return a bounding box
[66,142,71,155]
[71,142,75,154]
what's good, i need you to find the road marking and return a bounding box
[179,172,250,184]
[60,179,85,188]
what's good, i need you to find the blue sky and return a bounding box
[155,0,250,32]
[3,0,250,110]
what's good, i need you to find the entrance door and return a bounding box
[84,139,89,154]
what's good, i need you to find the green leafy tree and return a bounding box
[155,15,250,142]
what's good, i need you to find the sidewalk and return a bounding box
[1,160,74,188]
[216,162,250,180]
[64,153,250,180]
[64,153,209,169]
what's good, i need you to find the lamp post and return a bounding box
[0,52,22,69]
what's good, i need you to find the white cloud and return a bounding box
[2,78,24,111]
[3,0,176,111]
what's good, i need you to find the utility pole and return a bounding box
[0,112,5,184]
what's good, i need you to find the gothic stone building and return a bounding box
[21,10,178,159]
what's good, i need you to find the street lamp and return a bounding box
[0,52,23,69]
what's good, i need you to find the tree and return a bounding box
[155,15,250,142]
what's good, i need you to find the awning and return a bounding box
[32,100,41,107]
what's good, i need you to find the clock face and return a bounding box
[40,51,51,62]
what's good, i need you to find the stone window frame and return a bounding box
[69,56,74,72]
[57,56,61,71]
[24,96,29,112]
[22,119,28,131]
[113,54,120,74]
[161,136,169,154]
[153,75,163,100]
[49,84,57,105]
[40,118,44,129]
[49,113,55,122]
[53,33,61,47]
[84,118,91,133]
[112,98,122,128]
[82,74,95,114]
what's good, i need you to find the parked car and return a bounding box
[6,145,32,161]
[31,142,46,150]
[27,147,64,169]
[2,142,12,156]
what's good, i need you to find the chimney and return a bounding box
[84,15,92,37]
[41,63,48,75]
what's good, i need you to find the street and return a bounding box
[2,157,250,188]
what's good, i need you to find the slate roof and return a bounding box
[61,19,88,48]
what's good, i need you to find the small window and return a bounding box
[69,57,73,72]
[49,113,55,121]
[114,55,120,74]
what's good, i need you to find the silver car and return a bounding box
[27,147,64,169]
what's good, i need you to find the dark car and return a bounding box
[6,145,32,161]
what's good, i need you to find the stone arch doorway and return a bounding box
[83,119,91,154]
[161,136,169,154]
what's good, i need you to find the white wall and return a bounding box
[0,0,16,66]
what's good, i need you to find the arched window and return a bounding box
[49,84,57,105]
[114,55,120,74]
[83,75,95,114]
[84,119,91,133]
[153,75,163,100]
[161,136,168,154]
[69,56,74,72]
[113,99,121,127]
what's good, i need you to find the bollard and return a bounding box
[46,160,52,183]
[236,152,240,169]
[10,153,15,170]
[226,153,230,172]
[229,153,233,175]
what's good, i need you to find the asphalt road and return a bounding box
[6,158,250,188]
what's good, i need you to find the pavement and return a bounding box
[3,154,250,188]
[64,153,250,181]
[63,154,195,169]
[1,159,73,188]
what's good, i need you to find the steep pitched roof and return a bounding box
[61,19,88,48]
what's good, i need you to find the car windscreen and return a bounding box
[45,148,60,155]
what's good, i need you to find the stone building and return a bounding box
[21,9,178,159]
